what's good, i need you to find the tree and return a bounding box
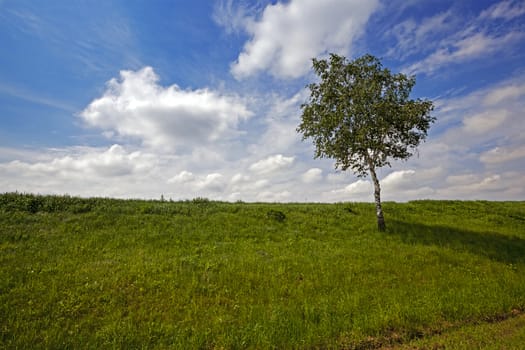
[297,53,435,231]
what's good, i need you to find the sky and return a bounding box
[0,0,524,202]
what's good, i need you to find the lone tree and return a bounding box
[298,54,435,231]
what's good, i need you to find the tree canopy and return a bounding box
[298,53,435,231]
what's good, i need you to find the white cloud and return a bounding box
[326,169,437,202]
[480,145,525,164]
[446,173,479,186]
[80,66,253,151]
[309,65,510,202]
[398,1,525,75]
[444,174,504,193]
[407,31,523,75]
[249,154,295,174]
[381,170,416,190]
[435,74,525,149]
[386,11,454,59]
[167,171,225,193]
[247,90,308,159]
[480,0,525,20]
[332,179,372,195]
[1,144,152,178]
[2,36,524,204]
[195,173,225,192]
[439,172,525,200]
[167,170,195,184]
[0,145,158,197]
[484,83,525,105]
[407,74,525,200]
[462,110,509,134]
[301,168,323,183]
[227,192,242,202]
[230,173,250,185]
[3,71,524,202]
[212,0,256,35]
[256,190,292,202]
[254,179,270,189]
[230,0,379,79]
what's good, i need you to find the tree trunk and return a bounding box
[369,166,386,232]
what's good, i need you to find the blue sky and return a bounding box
[1,0,524,201]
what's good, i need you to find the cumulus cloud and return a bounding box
[167,170,195,184]
[3,38,524,203]
[438,172,525,200]
[230,173,251,185]
[301,168,323,183]
[434,74,525,150]
[462,110,509,134]
[406,74,525,200]
[0,145,157,197]
[446,173,479,186]
[381,170,416,190]
[480,146,525,164]
[249,154,295,174]
[256,190,292,202]
[80,66,253,151]
[443,174,505,195]
[1,144,152,178]
[326,169,436,202]
[246,90,309,160]
[230,0,379,79]
[195,173,225,192]
[168,171,225,193]
[331,179,372,195]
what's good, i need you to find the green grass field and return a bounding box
[1,193,524,349]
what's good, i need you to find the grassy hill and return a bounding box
[1,193,524,348]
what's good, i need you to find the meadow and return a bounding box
[1,193,524,349]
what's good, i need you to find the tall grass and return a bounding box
[1,194,524,348]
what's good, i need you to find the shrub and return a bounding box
[267,209,286,222]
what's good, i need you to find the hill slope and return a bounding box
[1,194,524,348]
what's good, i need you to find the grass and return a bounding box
[391,312,525,349]
[1,193,524,348]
